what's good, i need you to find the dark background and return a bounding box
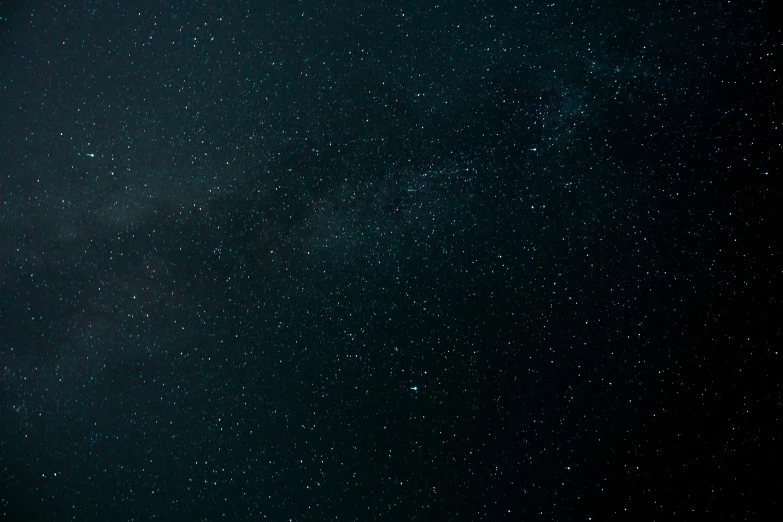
[0,0,779,520]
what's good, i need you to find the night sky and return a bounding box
[0,1,779,520]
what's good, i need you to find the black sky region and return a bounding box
[0,1,780,520]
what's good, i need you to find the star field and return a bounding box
[0,1,779,520]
